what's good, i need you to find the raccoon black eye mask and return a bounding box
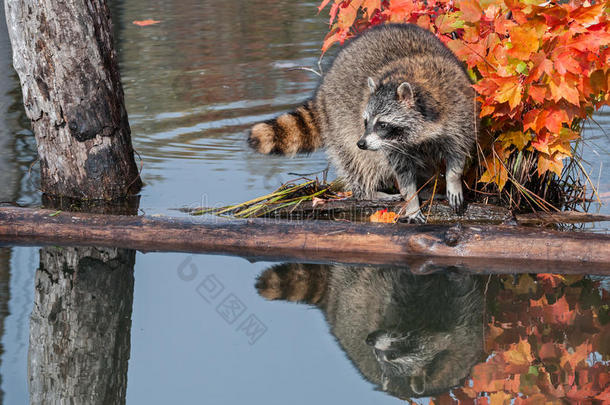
[249,23,476,222]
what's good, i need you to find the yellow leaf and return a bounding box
[495,80,523,110]
[548,76,580,106]
[498,131,531,151]
[508,26,540,59]
[537,152,564,177]
[489,392,511,405]
[504,339,534,366]
[337,0,361,28]
[548,128,578,156]
[479,156,509,190]
[362,0,381,15]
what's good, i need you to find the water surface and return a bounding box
[0,0,608,403]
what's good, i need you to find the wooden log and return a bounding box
[515,211,610,225]
[1,206,609,274]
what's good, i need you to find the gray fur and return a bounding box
[249,24,477,221]
[316,24,476,220]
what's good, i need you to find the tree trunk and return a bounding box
[4,0,141,199]
[28,246,135,405]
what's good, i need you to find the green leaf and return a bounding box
[450,19,465,29]
[467,68,478,82]
[516,61,528,74]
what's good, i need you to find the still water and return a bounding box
[0,0,609,404]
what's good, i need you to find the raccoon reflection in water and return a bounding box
[255,264,484,399]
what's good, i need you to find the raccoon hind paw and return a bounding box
[398,211,426,224]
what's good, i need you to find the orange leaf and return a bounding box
[570,3,605,25]
[471,360,509,392]
[595,386,610,402]
[553,51,582,76]
[523,109,540,132]
[498,130,531,151]
[589,69,608,95]
[536,273,565,288]
[546,296,576,324]
[435,13,460,35]
[489,391,511,405]
[459,0,483,23]
[473,78,499,96]
[537,152,564,177]
[479,155,509,190]
[416,14,431,30]
[504,340,534,367]
[322,27,350,53]
[548,76,581,106]
[337,0,361,28]
[536,108,569,134]
[508,26,540,59]
[133,19,161,26]
[527,52,553,83]
[362,0,381,15]
[538,342,561,360]
[548,127,578,156]
[370,209,398,223]
[495,80,523,110]
[568,31,610,53]
[527,85,547,104]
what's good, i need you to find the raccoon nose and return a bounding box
[366,335,376,346]
[357,139,367,150]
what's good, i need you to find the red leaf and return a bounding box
[553,51,582,76]
[527,85,547,104]
[570,3,605,26]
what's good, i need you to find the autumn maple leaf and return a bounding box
[133,19,161,26]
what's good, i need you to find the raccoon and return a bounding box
[248,24,477,222]
[255,263,484,399]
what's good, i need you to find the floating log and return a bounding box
[515,211,610,225]
[0,206,609,274]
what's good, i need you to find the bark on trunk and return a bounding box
[28,246,135,405]
[0,206,609,274]
[4,0,141,199]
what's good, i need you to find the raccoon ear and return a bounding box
[397,82,415,104]
[367,77,377,94]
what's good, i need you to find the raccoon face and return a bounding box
[357,78,424,151]
[366,328,451,395]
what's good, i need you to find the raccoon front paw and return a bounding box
[398,211,426,224]
[447,189,464,215]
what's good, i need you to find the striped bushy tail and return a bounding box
[255,263,328,304]
[248,100,323,155]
